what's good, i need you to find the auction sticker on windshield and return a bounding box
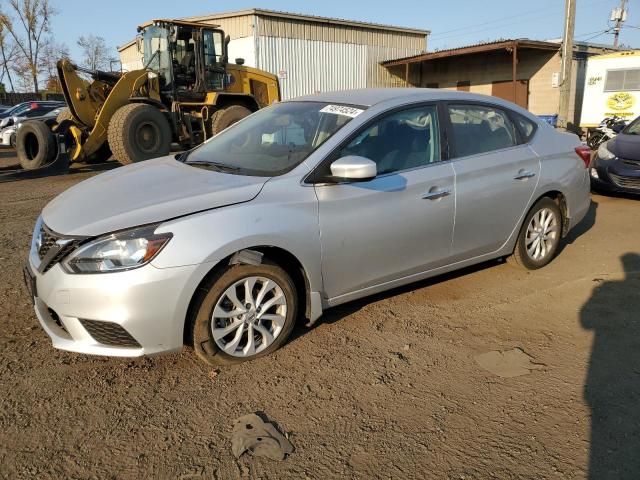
[320,104,364,118]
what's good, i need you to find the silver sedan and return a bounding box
[26,89,591,365]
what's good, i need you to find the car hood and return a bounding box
[610,134,640,161]
[43,156,267,236]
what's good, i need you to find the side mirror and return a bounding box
[330,156,377,181]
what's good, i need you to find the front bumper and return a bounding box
[590,156,640,195]
[0,128,14,147]
[27,253,205,357]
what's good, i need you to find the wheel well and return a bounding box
[215,95,260,112]
[183,246,311,346]
[536,190,569,236]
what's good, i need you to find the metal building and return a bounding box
[118,8,429,99]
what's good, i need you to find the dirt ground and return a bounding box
[1,148,639,479]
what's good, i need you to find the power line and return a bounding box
[429,0,615,41]
[582,29,613,42]
[429,5,555,38]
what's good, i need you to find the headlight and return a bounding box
[62,225,172,274]
[597,141,615,160]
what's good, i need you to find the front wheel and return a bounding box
[191,262,298,365]
[108,103,171,165]
[508,198,562,270]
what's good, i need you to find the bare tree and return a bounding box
[77,34,116,71]
[40,40,69,92]
[0,0,56,93]
[0,24,18,92]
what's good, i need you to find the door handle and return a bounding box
[514,170,536,180]
[422,188,451,200]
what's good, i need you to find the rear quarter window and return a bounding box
[512,112,538,143]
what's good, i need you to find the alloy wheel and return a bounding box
[211,276,287,357]
[525,207,559,261]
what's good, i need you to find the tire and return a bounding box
[16,121,56,170]
[508,197,563,270]
[108,103,171,165]
[191,262,298,366]
[211,105,252,135]
[56,107,74,125]
[587,132,604,150]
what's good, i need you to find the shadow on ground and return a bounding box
[582,253,640,479]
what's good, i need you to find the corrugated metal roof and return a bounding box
[381,39,562,66]
[183,8,429,35]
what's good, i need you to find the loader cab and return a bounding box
[141,20,228,102]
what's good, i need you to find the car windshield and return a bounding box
[623,116,640,135]
[6,103,29,116]
[183,101,365,176]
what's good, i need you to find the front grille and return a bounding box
[609,172,640,190]
[79,319,141,348]
[621,159,640,167]
[36,223,80,272]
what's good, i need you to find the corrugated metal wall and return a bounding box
[258,36,368,99]
[119,43,143,72]
[366,46,424,88]
[257,16,425,50]
[200,14,256,39]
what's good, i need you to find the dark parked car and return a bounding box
[591,116,640,195]
[0,101,65,125]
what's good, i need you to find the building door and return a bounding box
[457,81,470,91]
[491,80,529,108]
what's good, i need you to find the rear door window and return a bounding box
[447,104,517,158]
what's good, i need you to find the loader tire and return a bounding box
[211,105,252,135]
[16,121,56,170]
[108,103,171,165]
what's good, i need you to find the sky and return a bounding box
[41,0,640,63]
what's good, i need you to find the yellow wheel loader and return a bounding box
[15,19,280,170]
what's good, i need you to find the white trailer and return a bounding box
[580,50,640,128]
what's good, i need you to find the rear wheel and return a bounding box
[211,105,252,135]
[108,103,171,165]
[16,121,56,170]
[191,262,297,365]
[508,197,562,270]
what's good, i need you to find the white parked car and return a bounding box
[26,89,591,366]
[0,108,63,148]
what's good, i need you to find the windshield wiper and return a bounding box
[184,160,241,172]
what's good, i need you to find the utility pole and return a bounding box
[612,0,628,48]
[558,0,576,130]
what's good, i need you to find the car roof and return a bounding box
[289,88,538,121]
